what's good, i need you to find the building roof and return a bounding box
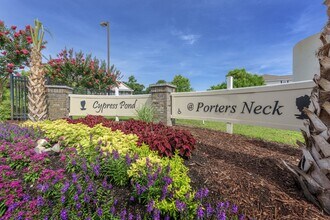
[110,82,133,92]
[262,74,293,82]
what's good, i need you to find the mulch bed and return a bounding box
[176,125,329,220]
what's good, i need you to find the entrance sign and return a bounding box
[69,94,151,117]
[171,81,314,130]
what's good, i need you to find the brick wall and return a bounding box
[150,84,176,126]
[46,85,73,120]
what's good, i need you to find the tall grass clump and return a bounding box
[136,104,155,123]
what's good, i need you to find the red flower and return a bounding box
[21,49,29,55]
[0,21,4,26]
[26,36,32,44]
[11,26,17,30]
[25,25,31,30]
[7,63,14,68]
[14,32,21,38]
[1,51,7,55]
[15,50,20,54]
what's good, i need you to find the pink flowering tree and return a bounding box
[0,21,32,101]
[46,48,121,91]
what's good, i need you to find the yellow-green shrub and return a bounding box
[23,120,138,155]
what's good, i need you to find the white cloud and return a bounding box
[179,34,201,45]
[171,30,201,45]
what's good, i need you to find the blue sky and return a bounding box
[1,0,326,91]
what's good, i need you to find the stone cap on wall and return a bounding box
[149,83,176,89]
[46,85,74,91]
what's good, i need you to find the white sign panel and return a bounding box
[69,94,152,117]
[172,81,314,130]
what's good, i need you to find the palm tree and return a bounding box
[27,19,47,121]
[283,1,330,214]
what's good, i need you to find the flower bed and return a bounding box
[66,115,196,158]
[1,121,244,219]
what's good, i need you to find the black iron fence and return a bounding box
[10,74,28,120]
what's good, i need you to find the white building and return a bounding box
[293,33,322,81]
[262,74,293,85]
[109,82,134,95]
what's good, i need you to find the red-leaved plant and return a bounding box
[66,115,196,158]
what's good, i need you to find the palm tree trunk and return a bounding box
[283,1,330,214]
[27,47,47,121]
[27,20,47,121]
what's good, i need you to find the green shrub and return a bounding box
[0,88,11,121]
[135,104,155,123]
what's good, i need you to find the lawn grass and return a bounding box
[175,119,303,146]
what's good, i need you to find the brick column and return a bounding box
[150,83,176,126]
[46,85,73,120]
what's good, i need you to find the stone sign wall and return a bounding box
[171,81,314,130]
[69,94,152,117]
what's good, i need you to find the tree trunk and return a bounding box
[283,2,330,214]
[27,47,48,121]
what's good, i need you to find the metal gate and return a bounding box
[10,74,28,120]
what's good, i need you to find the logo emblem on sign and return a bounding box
[187,103,194,111]
[295,95,310,120]
[80,100,87,111]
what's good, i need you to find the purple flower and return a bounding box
[195,187,209,200]
[61,181,70,194]
[102,178,108,188]
[206,203,214,217]
[112,150,119,159]
[164,215,170,220]
[84,194,90,203]
[129,196,135,202]
[87,182,94,192]
[110,206,116,215]
[147,200,154,213]
[7,203,18,212]
[161,185,169,200]
[76,184,82,194]
[125,153,131,165]
[197,205,204,219]
[136,213,141,220]
[74,194,79,201]
[153,209,160,220]
[175,200,186,212]
[128,213,134,220]
[37,196,44,207]
[239,214,245,220]
[217,211,226,220]
[75,202,81,210]
[163,176,172,185]
[97,208,103,217]
[37,183,49,192]
[120,209,127,219]
[61,195,66,203]
[72,173,78,182]
[92,163,100,176]
[232,204,238,214]
[60,209,68,220]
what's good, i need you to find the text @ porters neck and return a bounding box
[93,100,137,113]
[194,101,284,115]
